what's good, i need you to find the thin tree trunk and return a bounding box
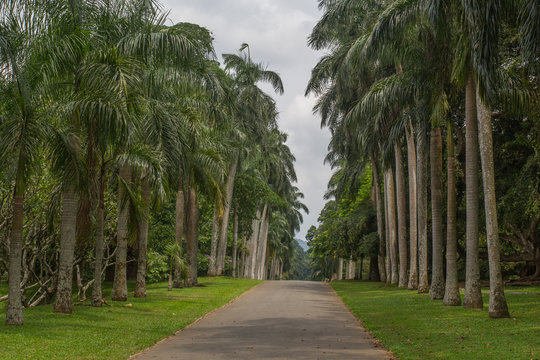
[337,258,344,280]
[92,164,106,307]
[406,121,418,290]
[173,184,184,288]
[207,200,220,277]
[395,143,408,288]
[430,127,445,300]
[54,185,79,313]
[371,155,386,283]
[383,171,391,283]
[359,257,364,280]
[347,258,356,280]
[232,209,239,278]
[134,177,150,298]
[417,126,430,293]
[476,89,510,318]
[386,168,398,285]
[112,164,131,301]
[257,211,270,279]
[464,73,483,309]
[216,158,238,275]
[6,191,24,325]
[444,120,461,306]
[186,187,199,286]
[240,247,246,278]
[251,205,267,279]
[245,210,261,278]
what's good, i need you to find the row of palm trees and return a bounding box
[307,0,537,318]
[1,0,305,326]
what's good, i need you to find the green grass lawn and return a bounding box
[0,277,261,360]
[331,281,540,360]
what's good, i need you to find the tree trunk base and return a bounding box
[6,308,24,326]
[134,289,146,298]
[430,282,445,300]
[443,292,461,306]
[489,293,510,318]
[54,303,73,314]
[408,276,418,290]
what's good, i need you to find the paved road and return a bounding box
[132,281,391,360]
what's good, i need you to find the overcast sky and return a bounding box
[161,0,331,241]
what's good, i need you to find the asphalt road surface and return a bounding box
[132,281,391,360]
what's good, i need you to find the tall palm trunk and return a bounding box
[231,209,239,278]
[244,209,261,278]
[173,183,184,288]
[430,127,445,300]
[256,210,270,279]
[386,168,398,285]
[417,126,430,293]
[134,177,150,298]
[406,121,418,290]
[112,164,131,301]
[251,204,267,279]
[6,174,25,325]
[476,89,510,318]
[54,185,79,313]
[347,258,356,280]
[216,158,238,275]
[92,163,106,307]
[371,155,386,282]
[384,173,391,284]
[383,171,390,283]
[394,143,408,287]
[207,200,221,277]
[463,73,483,309]
[186,187,199,286]
[55,133,81,313]
[444,120,461,306]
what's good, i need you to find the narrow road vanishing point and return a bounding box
[132,281,391,360]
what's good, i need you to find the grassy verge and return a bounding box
[0,277,261,360]
[331,281,540,360]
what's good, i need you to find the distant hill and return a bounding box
[296,238,309,251]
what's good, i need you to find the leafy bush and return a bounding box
[146,251,168,283]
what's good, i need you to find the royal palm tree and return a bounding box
[0,0,50,325]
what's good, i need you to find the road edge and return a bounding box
[326,281,397,360]
[129,279,265,359]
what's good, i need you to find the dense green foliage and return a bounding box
[0,278,261,359]
[332,281,540,360]
[0,0,306,325]
[306,0,539,307]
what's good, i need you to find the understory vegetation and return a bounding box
[0,277,261,359]
[332,281,540,360]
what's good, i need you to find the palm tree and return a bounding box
[405,120,418,290]
[211,44,284,277]
[444,119,461,305]
[462,1,510,318]
[0,0,51,324]
[430,127,445,299]
[394,142,408,287]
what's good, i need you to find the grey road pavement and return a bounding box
[132,281,392,360]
